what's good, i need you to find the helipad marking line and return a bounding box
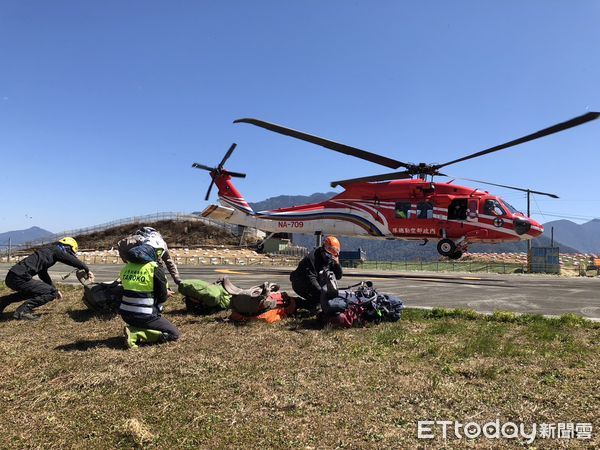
[214,269,249,275]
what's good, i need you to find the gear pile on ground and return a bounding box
[325,281,405,328]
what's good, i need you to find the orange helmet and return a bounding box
[323,236,341,257]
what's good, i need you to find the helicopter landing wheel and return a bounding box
[448,251,463,260]
[437,239,456,257]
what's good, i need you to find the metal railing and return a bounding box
[74,254,304,267]
[360,260,528,274]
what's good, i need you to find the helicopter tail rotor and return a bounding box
[192,143,247,201]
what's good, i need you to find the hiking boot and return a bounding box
[13,306,41,321]
[0,293,20,316]
[124,326,139,349]
[136,328,165,345]
[0,298,12,315]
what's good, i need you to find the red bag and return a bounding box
[328,304,365,328]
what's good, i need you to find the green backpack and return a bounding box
[178,279,231,314]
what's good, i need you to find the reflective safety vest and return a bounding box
[119,261,157,316]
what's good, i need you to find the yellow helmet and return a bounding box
[58,237,79,253]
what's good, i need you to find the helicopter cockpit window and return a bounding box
[394,202,411,219]
[500,199,521,215]
[482,199,506,216]
[416,202,433,219]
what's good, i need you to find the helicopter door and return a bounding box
[466,199,479,222]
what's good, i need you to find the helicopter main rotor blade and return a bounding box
[192,162,215,171]
[330,170,412,188]
[224,170,247,178]
[435,112,600,170]
[234,118,407,170]
[440,175,559,198]
[218,143,237,168]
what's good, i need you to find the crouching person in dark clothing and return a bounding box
[290,236,343,311]
[119,244,180,349]
[1,237,93,321]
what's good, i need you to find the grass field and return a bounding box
[0,284,598,449]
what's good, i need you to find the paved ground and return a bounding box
[2,263,599,319]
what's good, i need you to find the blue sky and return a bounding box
[1,1,599,233]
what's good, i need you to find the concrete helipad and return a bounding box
[2,263,599,320]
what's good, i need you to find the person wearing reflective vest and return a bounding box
[119,244,180,348]
[117,227,182,285]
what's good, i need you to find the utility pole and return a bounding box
[527,190,531,272]
[7,237,11,263]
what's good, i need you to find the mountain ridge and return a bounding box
[0,226,54,247]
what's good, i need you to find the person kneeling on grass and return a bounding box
[119,243,180,348]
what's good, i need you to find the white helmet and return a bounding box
[136,226,158,237]
[136,227,167,254]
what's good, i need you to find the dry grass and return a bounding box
[0,284,599,449]
[73,220,242,251]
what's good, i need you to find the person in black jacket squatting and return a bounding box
[290,236,343,312]
[1,237,94,321]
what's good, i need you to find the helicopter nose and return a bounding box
[513,218,532,236]
[521,218,543,238]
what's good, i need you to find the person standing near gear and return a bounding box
[1,237,94,321]
[290,236,343,311]
[119,243,180,348]
[117,226,182,286]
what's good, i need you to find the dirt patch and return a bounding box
[74,220,244,250]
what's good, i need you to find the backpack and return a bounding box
[77,270,122,317]
[179,279,231,314]
[221,276,280,315]
[222,276,296,323]
[324,281,404,328]
[117,235,145,262]
[364,293,404,323]
[230,292,297,324]
[327,303,366,328]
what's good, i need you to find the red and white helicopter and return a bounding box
[196,112,599,259]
